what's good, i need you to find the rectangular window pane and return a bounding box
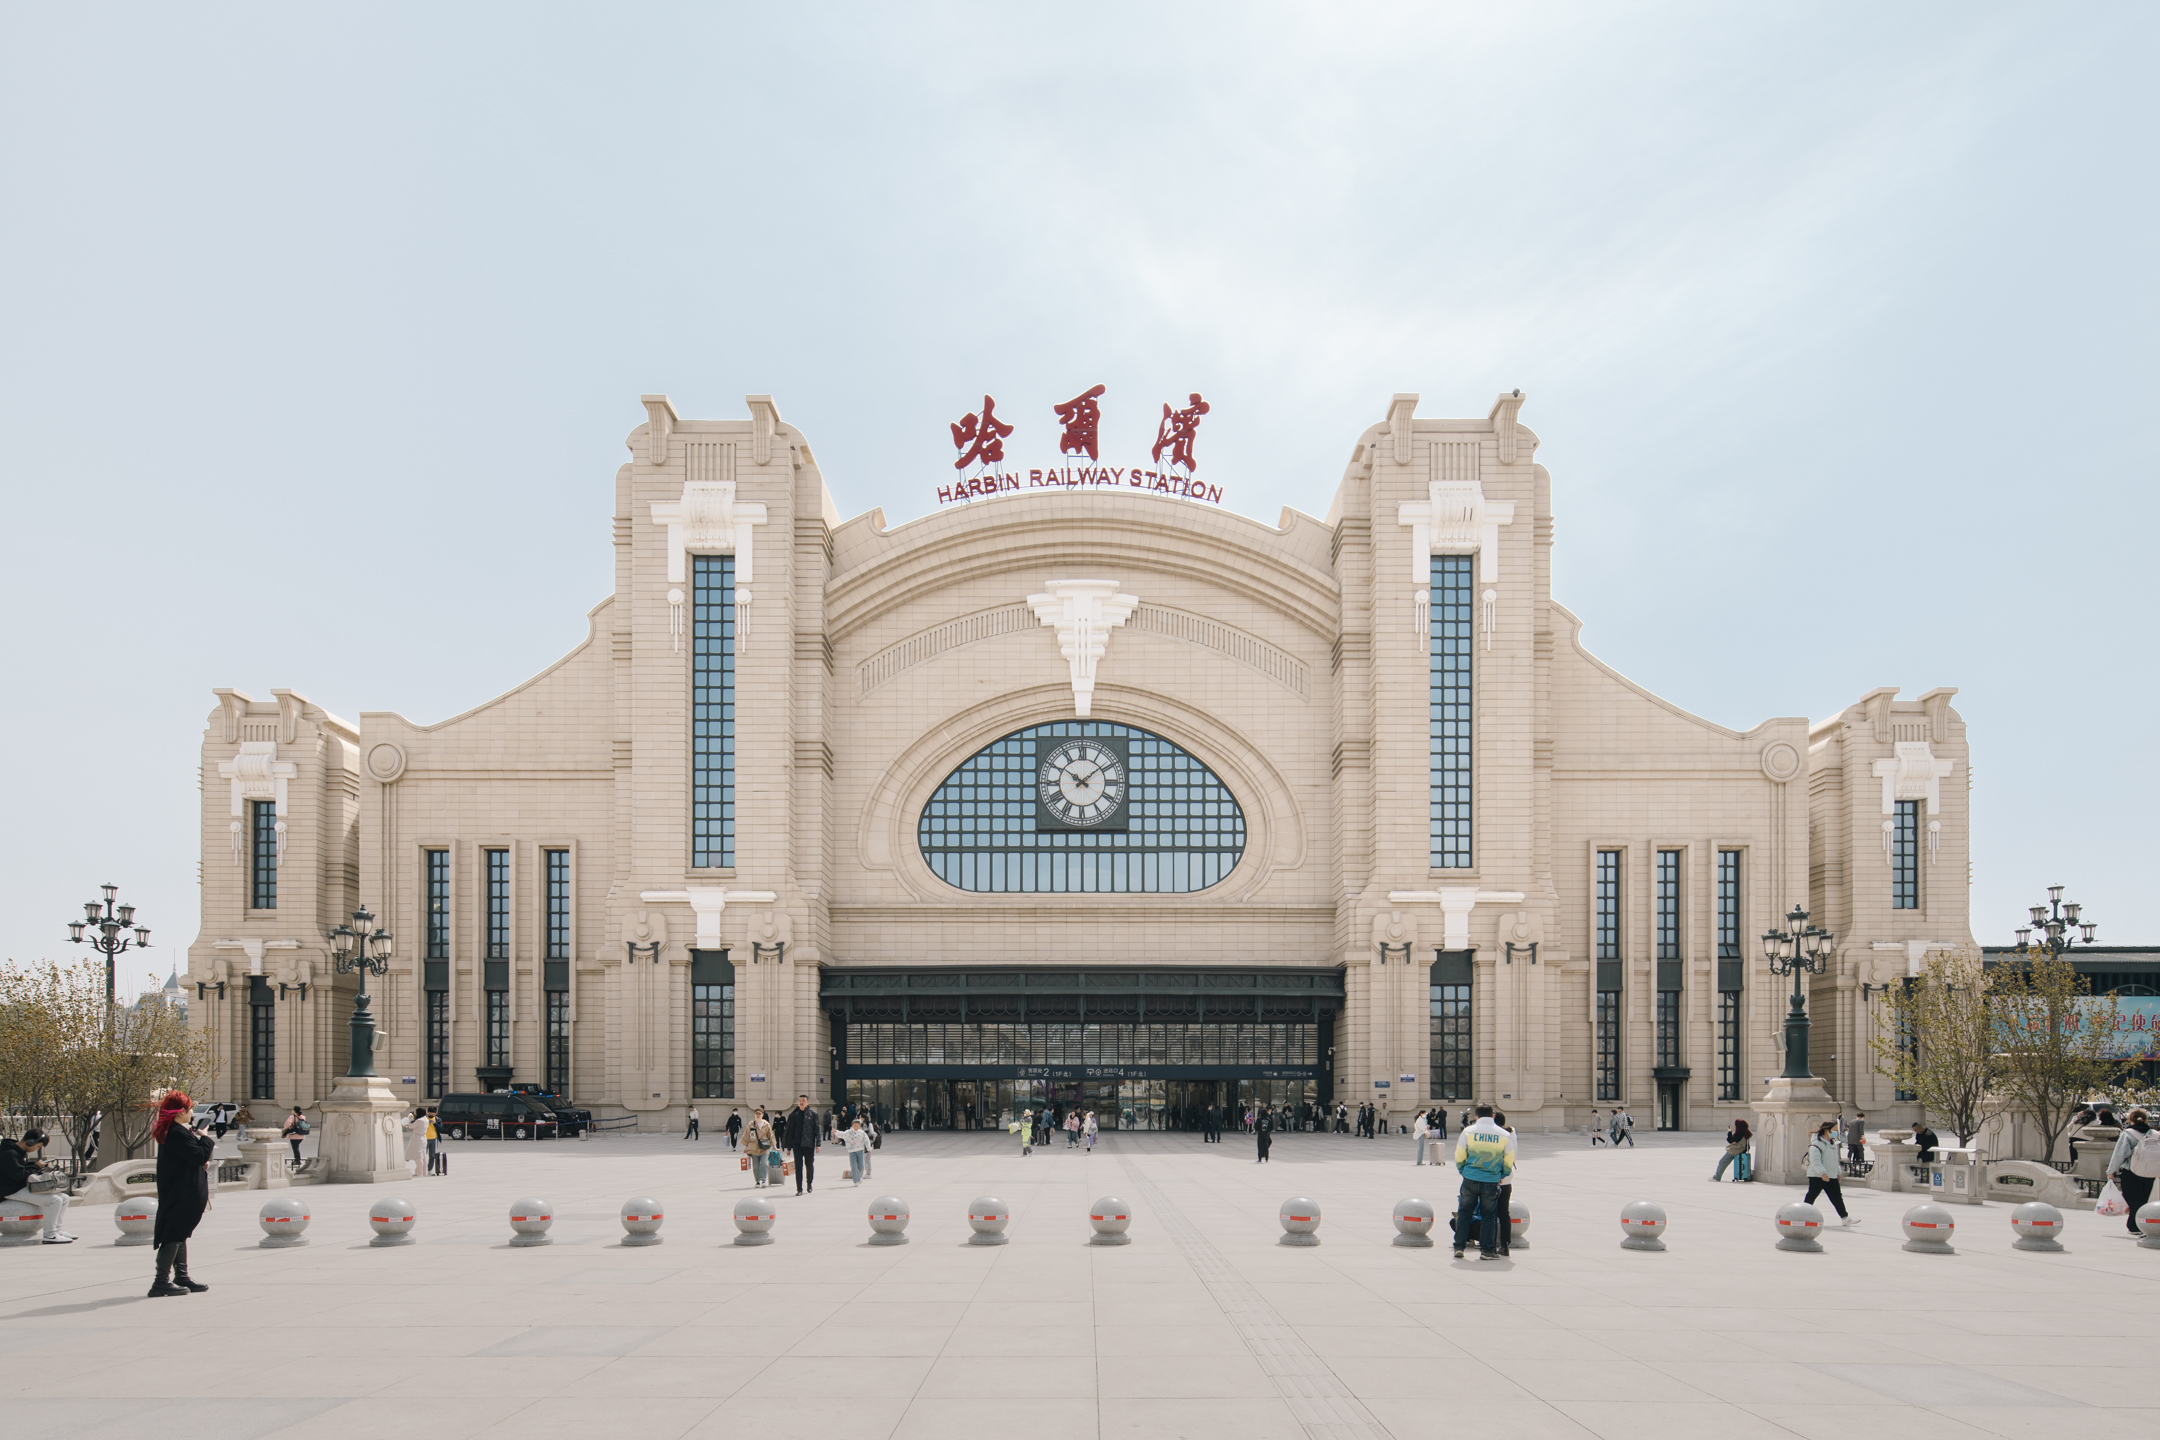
[1595,991,1620,1101]
[250,800,278,910]
[485,849,509,960]
[1717,851,1740,960]
[546,991,570,1093]
[1655,851,1680,961]
[426,850,450,959]
[1716,990,1740,1101]
[1430,554,1473,867]
[692,553,736,868]
[692,977,734,1098]
[1656,991,1681,1070]
[1892,800,1919,909]
[545,850,570,960]
[1595,851,1620,960]
[486,988,509,1068]
[251,999,276,1099]
[1430,980,1472,1100]
[427,990,450,1099]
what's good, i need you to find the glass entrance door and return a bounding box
[1656,1080,1682,1131]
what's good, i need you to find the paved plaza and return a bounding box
[2,1127,2151,1440]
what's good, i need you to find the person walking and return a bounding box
[839,1117,871,1186]
[727,1109,743,1150]
[2108,1108,2159,1235]
[1803,1120,1858,1225]
[685,1105,701,1141]
[1066,1110,1082,1148]
[1,1128,75,1243]
[1206,1102,1221,1143]
[1013,1108,1034,1157]
[402,1107,428,1178]
[1084,1111,1098,1151]
[1712,1118,1752,1181]
[783,1095,820,1195]
[745,1107,775,1187]
[280,1106,308,1168]
[1588,1108,1605,1146]
[1613,1109,1634,1147]
[1450,1104,1517,1261]
[149,1092,214,1296]
[1845,1112,1867,1171]
[1256,1106,1273,1164]
[1413,1109,1431,1166]
[426,1109,444,1175]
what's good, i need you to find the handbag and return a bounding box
[780,1157,794,1177]
[2096,1179,2129,1217]
[739,1154,750,1172]
[1724,1139,1746,1156]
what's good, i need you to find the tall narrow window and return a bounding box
[692,553,736,868]
[1429,555,1473,867]
[544,849,570,1093]
[1655,851,1681,1071]
[250,800,278,910]
[691,950,736,1098]
[250,977,276,1099]
[1892,799,1919,909]
[485,849,509,960]
[1429,951,1473,1100]
[1595,850,1621,1101]
[1717,850,1742,1100]
[425,848,451,1099]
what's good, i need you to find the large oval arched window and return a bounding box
[918,722,1246,893]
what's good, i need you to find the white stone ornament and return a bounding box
[1027,579,1139,719]
[638,888,780,952]
[218,741,296,863]
[1387,888,1528,948]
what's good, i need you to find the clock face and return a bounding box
[1036,736,1129,831]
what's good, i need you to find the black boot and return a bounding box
[172,1241,208,1293]
[149,1242,186,1297]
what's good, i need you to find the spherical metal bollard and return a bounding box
[507,1196,554,1248]
[364,1198,416,1248]
[967,1195,1010,1246]
[1899,1202,1955,1255]
[1090,1196,1133,1246]
[1392,1198,1436,1248]
[620,1197,664,1247]
[1508,1200,1531,1250]
[115,1199,158,1247]
[258,1196,312,1248]
[0,1198,45,1246]
[867,1195,910,1246]
[1618,1200,1667,1251]
[2010,1201,2066,1252]
[732,1195,777,1246]
[1278,1196,1322,1247]
[1774,1202,1825,1253]
[2137,1202,2160,1251]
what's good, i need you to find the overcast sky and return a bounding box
[3,4,2153,990]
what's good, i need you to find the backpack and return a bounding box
[2131,1127,2160,1179]
[295,1117,310,1135]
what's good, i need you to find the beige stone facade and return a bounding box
[185,391,1971,1133]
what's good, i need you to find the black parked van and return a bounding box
[510,1084,592,1136]
[436,1092,560,1141]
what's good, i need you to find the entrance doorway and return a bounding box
[1656,1080,1682,1132]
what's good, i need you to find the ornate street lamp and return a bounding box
[2014,884,2096,956]
[1762,904,1835,1080]
[69,882,151,1021]
[327,904,394,1078]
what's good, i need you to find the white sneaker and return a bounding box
[1841,1216,1860,1226]
[44,1233,76,1244]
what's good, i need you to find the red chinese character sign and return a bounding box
[1055,384,1106,462]
[951,395,1014,470]
[1151,392,1210,472]
[934,386,1224,509]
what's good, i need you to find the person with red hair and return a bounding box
[149,1091,214,1297]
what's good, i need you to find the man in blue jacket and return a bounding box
[1451,1105,1517,1260]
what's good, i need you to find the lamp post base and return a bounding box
[319,1073,414,1185]
[1752,1075,1840,1187]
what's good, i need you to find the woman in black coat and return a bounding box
[150,1091,215,1297]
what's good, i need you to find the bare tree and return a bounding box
[1871,945,2008,1147]
[1991,949,2125,1163]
